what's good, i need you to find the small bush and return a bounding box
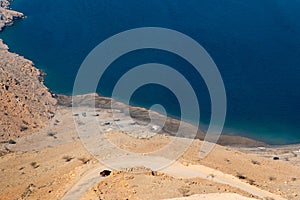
[20,126,28,132]
[236,172,246,179]
[47,132,55,137]
[78,157,90,164]
[30,162,39,169]
[247,179,255,185]
[269,176,276,181]
[63,155,74,162]
[151,171,158,176]
[22,120,29,125]
[251,160,260,165]
[8,139,16,144]
[47,132,57,139]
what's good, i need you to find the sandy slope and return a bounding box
[81,168,256,200]
[68,157,285,200]
[1,105,299,199]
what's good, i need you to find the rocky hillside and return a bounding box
[0,1,56,142]
[0,0,23,31]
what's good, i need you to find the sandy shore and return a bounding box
[58,93,269,147]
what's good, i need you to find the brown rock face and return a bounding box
[0,1,57,141]
[0,39,57,141]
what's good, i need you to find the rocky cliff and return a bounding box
[0,0,56,142]
[0,0,23,31]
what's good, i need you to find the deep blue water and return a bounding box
[1,0,300,144]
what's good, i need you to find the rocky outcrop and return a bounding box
[0,1,56,141]
[0,0,24,31]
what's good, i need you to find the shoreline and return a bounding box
[57,93,300,150]
[0,0,299,149]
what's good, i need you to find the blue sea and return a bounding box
[1,0,300,144]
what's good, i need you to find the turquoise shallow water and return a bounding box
[1,0,300,144]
